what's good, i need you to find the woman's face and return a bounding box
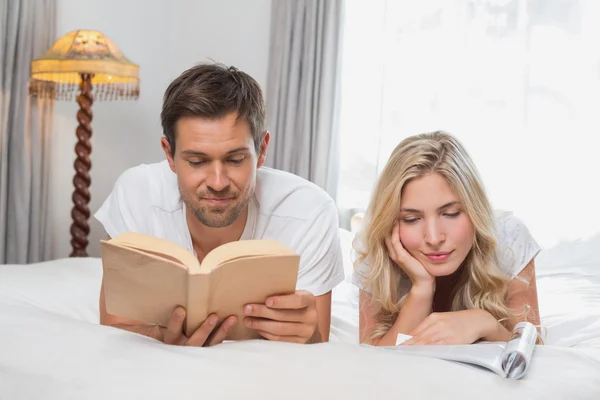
[397,173,475,277]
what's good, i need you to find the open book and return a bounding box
[390,322,539,379]
[100,232,299,340]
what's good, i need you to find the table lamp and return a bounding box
[29,30,140,257]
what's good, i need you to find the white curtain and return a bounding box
[337,0,600,248]
[266,0,344,199]
[0,0,56,263]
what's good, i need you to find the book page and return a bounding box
[108,232,199,271]
[101,242,189,327]
[205,254,299,340]
[199,240,297,273]
[396,334,412,345]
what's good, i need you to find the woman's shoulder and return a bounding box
[493,209,529,244]
[492,209,542,279]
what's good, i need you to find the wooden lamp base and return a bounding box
[69,73,93,257]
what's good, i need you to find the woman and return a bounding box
[352,131,542,346]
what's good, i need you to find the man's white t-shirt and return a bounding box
[94,160,345,297]
[351,210,542,296]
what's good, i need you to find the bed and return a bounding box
[1,228,599,399]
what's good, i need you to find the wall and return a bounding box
[50,0,272,258]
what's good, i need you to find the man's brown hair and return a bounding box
[161,63,267,156]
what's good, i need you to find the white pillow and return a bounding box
[0,257,102,323]
[337,227,357,283]
[534,232,600,347]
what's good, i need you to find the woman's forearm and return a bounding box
[373,283,434,346]
[473,309,512,342]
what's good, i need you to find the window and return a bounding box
[337,0,600,247]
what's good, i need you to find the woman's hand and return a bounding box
[385,220,435,290]
[401,309,502,345]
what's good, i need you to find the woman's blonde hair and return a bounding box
[355,131,514,343]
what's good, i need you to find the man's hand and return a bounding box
[112,307,238,347]
[243,290,320,344]
[162,307,238,346]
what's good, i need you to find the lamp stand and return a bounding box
[70,73,93,257]
[30,30,140,258]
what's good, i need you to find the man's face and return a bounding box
[162,112,268,228]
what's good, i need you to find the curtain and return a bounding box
[265,0,344,199]
[0,0,56,264]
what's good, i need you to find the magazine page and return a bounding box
[499,321,539,379]
[390,342,507,376]
[389,321,539,379]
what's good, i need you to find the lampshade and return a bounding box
[29,30,140,101]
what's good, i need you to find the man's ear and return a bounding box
[257,131,270,168]
[161,137,176,173]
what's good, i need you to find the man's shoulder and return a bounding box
[255,167,335,221]
[112,160,180,211]
[116,160,171,180]
[95,160,184,239]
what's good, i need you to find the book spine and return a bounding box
[185,274,210,337]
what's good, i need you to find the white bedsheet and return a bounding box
[1,300,600,400]
[1,229,600,399]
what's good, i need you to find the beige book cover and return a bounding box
[100,232,300,340]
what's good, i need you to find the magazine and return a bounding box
[389,321,539,379]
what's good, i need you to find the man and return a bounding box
[95,63,344,346]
